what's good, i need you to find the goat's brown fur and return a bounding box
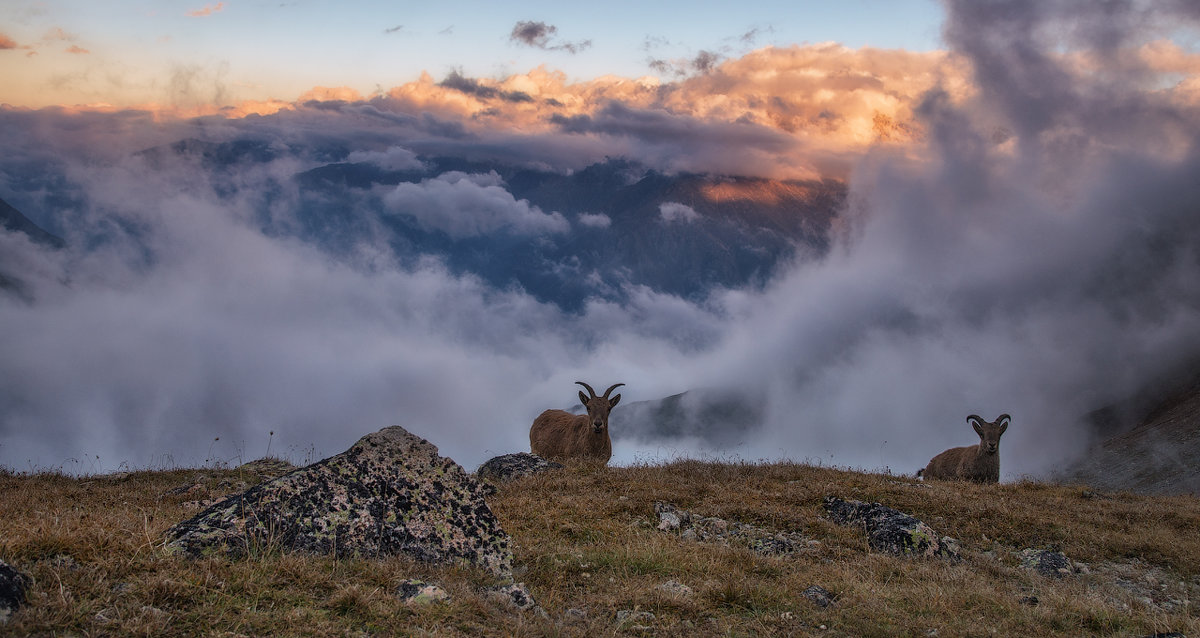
[530,381,623,464]
[918,414,1010,483]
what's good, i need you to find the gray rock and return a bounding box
[654,502,808,556]
[477,453,563,483]
[823,496,959,560]
[802,585,836,608]
[486,582,540,611]
[164,425,513,577]
[616,609,656,625]
[396,579,450,605]
[656,580,694,597]
[0,560,29,625]
[1019,548,1073,578]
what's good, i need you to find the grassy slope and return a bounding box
[1,461,1198,637]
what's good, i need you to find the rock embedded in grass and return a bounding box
[802,585,836,608]
[0,559,29,625]
[476,453,563,483]
[822,496,960,560]
[1018,548,1074,578]
[395,579,450,605]
[163,425,514,577]
[653,502,809,556]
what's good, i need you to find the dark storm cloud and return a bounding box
[509,20,592,54]
[436,70,536,104]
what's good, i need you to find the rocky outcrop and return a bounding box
[477,453,563,483]
[164,426,513,576]
[654,502,809,556]
[0,559,28,625]
[823,497,960,560]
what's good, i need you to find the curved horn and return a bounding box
[575,381,597,398]
[996,414,1012,425]
[965,415,984,426]
[603,383,625,399]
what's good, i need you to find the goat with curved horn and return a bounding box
[918,414,1010,483]
[530,381,625,464]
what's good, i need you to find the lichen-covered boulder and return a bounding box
[165,426,513,576]
[477,453,563,483]
[823,496,960,560]
[0,559,28,625]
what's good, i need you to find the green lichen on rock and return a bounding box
[823,496,959,560]
[164,426,513,576]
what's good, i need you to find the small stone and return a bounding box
[49,554,79,570]
[616,609,656,625]
[656,580,693,597]
[780,611,794,621]
[0,560,29,625]
[802,585,836,608]
[565,608,587,620]
[1019,548,1072,579]
[395,579,450,605]
[657,509,683,531]
[486,582,544,616]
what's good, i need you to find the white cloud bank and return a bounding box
[383,171,569,238]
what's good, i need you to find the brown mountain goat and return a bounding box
[529,381,623,464]
[918,414,1010,483]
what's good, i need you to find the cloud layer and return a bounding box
[2,1,1200,481]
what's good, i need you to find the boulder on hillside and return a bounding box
[477,453,563,483]
[164,426,513,577]
[0,559,28,625]
[823,496,960,560]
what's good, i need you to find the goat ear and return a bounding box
[579,391,590,407]
[609,393,621,408]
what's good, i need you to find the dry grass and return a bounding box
[1,460,1198,636]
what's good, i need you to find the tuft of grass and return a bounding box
[1,459,1198,636]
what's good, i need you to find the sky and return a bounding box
[2,1,1200,481]
[2,0,944,109]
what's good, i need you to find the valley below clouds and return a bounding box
[2,1,1200,484]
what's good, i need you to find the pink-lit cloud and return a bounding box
[0,33,17,50]
[66,45,89,55]
[186,2,225,18]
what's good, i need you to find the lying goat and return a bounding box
[918,414,1010,483]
